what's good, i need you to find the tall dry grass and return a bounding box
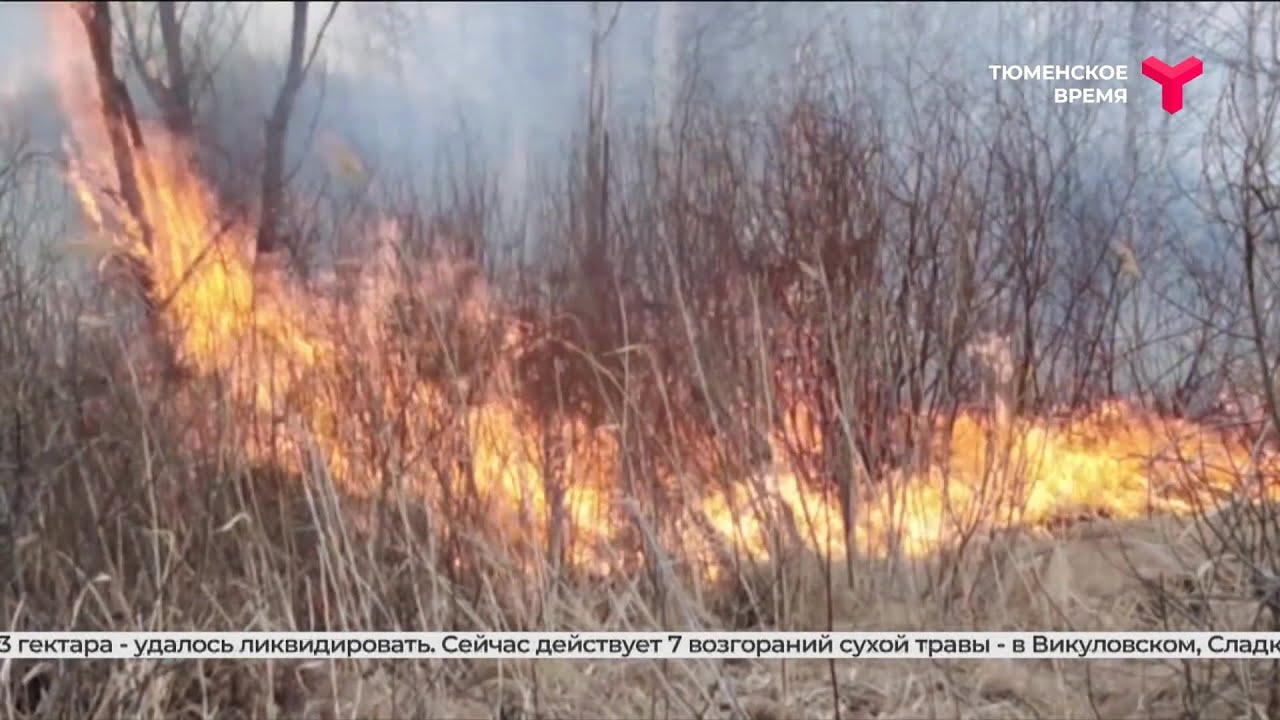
[1,51,1279,720]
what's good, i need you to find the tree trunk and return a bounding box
[257,1,310,256]
[653,2,683,157]
[78,1,151,252]
[77,1,157,315]
[76,1,182,380]
[156,2,194,135]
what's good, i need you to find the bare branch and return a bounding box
[257,1,342,257]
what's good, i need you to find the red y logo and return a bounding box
[1141,56,1203,114]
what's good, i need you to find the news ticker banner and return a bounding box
[3,631,1280,661]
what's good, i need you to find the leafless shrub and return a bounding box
[7,3,1280,718]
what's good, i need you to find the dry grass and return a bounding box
[4,179,1279,720]
[5,28,1280,718]
[2,388,1277,720]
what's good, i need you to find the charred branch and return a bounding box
[76,1,156,313]
[121,1,196,136]
[257,1,339,258]
[157,3,193,130]
[76,1,152,253]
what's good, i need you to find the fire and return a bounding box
[877,403,1276,557]
[45,4,1278,579]
[689,400,1276,566]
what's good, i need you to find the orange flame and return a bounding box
[46,4,1278,578]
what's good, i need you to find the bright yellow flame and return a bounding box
[46,3,1279,577]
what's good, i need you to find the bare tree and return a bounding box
[74,0,154,306]
[652,1,685,156]
[118,1,251,138]
[256,1,340,258]
[121,2,192,135]
[77,3,147,240]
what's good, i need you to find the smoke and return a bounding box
[0,4,1241,196]
[0,2,1264,281]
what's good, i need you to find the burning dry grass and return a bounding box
[39,1,1280,580]
[2,5,1279,717]
[5,293,1279,720]
[3,386,1278,720]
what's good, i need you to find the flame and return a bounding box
[45,4,1278,578]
